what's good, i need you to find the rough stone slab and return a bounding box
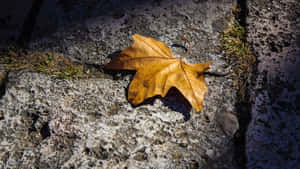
[1,71,236,169]
[29,0,234,68]
[0,0,241,168]
[246,0,300,168]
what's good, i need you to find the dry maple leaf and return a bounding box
[105,34,212,111]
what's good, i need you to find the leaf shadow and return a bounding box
[171,44,187,52]
[161,87,192,121]
[105,50,192,121]
[125,87,192,121]
[107,50,122,59]
[103,50,135,79]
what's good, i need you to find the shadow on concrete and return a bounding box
[2,0,169,47]
[105,68,192,121]
[0,0,250,168]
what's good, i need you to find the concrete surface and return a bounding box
[246,0,300,168]
[0,0,240,168]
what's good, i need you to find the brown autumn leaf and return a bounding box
[105,34,212,111]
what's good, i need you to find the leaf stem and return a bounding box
[180,35,191,59]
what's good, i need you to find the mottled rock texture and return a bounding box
[246,0,300,168]
[0,0,240,169]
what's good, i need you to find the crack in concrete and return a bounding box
[0,71,8,100]
[233,1,252,169]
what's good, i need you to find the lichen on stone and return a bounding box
[220,8,256,101]
[0,46,101,79]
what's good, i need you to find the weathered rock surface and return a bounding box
[246,0,300,168]
[0,0,240,169]
[0,70,237,169]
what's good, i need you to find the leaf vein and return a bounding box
[135,35,172,58]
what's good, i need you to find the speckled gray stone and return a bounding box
[0,70,237,169]
[0,0,241,168]
[246,0,300,168]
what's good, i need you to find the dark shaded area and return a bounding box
[236,0,248,29]
[17,0,44,47]
[233,0,252,169]
[107,65,193,120]
[107,50,122,60]
[233,102,251,169]
[28,112,40,133]
[40,122,51,139]
[162,87,192,121]
[171,44,188,53]
[122,78,192,121]
[0,72,8,100]
[0,0,155,48]
[241,0,300,168]
[201,148,238,169]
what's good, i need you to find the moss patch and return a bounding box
[221,8,256,101]
[0,47,102,79]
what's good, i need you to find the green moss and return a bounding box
[220,9,256,101]
[0,47,93,79]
